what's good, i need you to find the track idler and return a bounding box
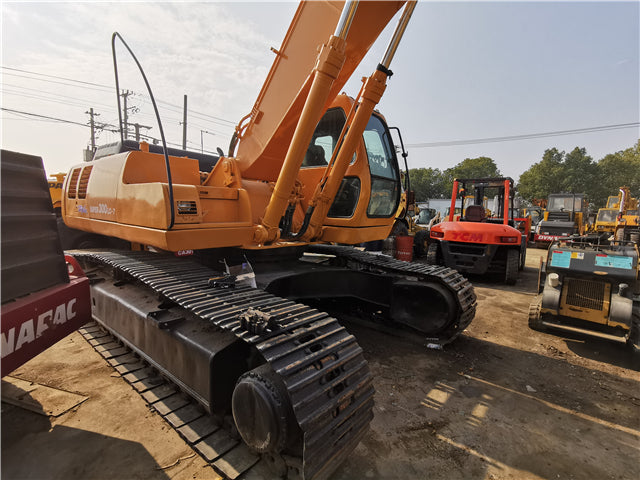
[232,364,301,455]
[390,279,459,336]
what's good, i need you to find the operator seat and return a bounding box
[464,205,485,222]
[303,144,327,167]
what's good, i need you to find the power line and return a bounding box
[1,83,117,111]
[2,65,239,126]
[406,122,640,148]
[1,72,115,93]
[1,66,113,90]
[1,107,119,132]
[154,97,237,126]
[2,88,117,112]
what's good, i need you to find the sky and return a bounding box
[1,1,638,183]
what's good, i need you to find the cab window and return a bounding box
[364,115,400,217]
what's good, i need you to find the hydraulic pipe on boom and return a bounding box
[257,1,358,244]
[303,1,417,241]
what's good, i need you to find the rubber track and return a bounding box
[307,244,477,343]
[74,250,374,480]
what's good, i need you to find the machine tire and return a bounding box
[426,242,440,265]
[413,230,429,257]
[505,249,519,285]
[519,246,527,271]
[528,297,546,331]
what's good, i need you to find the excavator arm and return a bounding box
[234,1,406,182]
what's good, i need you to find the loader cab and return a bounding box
[546,193,587,221]
[606,195,620,209]
[595,208,618,233]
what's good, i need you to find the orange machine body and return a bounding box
[62,95,402,251]
[62,1,412,252]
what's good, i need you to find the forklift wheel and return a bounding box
[505,249,519,285]
[426,242,440,265]
[519,246,527,271]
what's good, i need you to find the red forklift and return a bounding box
[427,177,527,284]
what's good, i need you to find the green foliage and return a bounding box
[517,148,565,200]
[409,157,501,201]
[444,156,501,182]
[407,141,639,208]
[441,157,501,195]
[408,167,448,201]
[516,140,640,208]
[595,140,640,206]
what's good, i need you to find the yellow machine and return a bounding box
[534,193,588,246]
[613,187,639,244]
[60,3,476,479]
[594,208,618,236]
[47,172,66,213]
[530,237,639,350]
[606,195,620,208]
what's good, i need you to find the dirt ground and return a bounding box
[3,248,639,480]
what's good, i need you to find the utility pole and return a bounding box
[200,130,214,153]
[133,123,152,142]
[85,108,100,151]
[120,90,134,139]
[182,94,187,150]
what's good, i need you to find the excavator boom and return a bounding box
[235,1,406,182]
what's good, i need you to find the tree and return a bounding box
[408,157,501,201]
[443,157,501,193]
[408,167,448,201]
[562,147,599,198]
[595,140,640,206]
[517,141,640,208]
[517,148,565,201]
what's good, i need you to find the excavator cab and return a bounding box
[300,105,401,221]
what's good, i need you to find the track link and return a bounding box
[74,250,374,480]
[79,322,267,479]
[307,245,477,343]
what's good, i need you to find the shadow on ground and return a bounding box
[2,386,171,480]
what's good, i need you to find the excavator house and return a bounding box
[60,2,476,479]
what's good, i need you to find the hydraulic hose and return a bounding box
[111,32,175,230]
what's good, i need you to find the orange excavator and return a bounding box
[61,2,476,478]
